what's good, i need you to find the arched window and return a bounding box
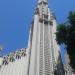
[2,58,8,65]
[21,52,26,57]
[9,57,15,62]
[16,53,21,59]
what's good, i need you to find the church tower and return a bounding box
[0,0,66,75]
[28,0,61,75]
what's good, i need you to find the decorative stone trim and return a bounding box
[0,48,27,68]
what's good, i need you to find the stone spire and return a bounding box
[36,0,48,18]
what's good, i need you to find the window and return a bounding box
[2,59,8,65]
[50,21,53,25]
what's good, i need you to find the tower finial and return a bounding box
[38,0,48,3]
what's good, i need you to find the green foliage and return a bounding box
[68,11,75,26]
[56,24,67,44]
[56,11,75,70]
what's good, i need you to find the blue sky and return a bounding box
[0,0,75,62]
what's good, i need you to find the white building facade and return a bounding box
[0,0,73,75]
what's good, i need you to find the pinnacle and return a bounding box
[38,0,48,3]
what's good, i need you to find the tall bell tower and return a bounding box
[28,0,60,75]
